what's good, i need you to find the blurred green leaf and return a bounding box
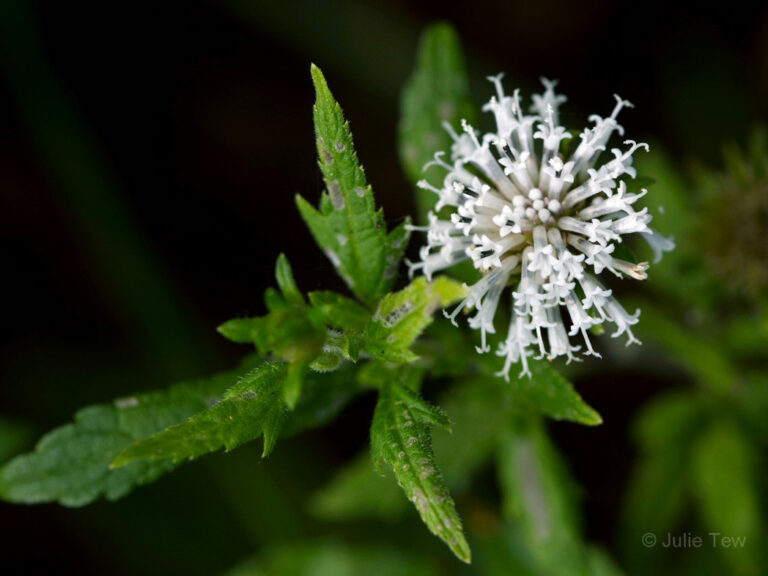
[296,65,409,306]
[620,392,704,572]
[432,377,512,491]
[634,146,692,242]
[585,548,626,576]
[497,417,585,575]
[399,22,474,223]
[632,301,736,394]
[634,147,718,309]
[371,378,470,563]
[0,0,215,379]
[691,420,763,575]
[309,453,405,522]
[470,527,541,576]
[364,276,467,362]
[275,253,305,306]
[225,541,438,576]
[113,362,288,467]
[0,362,256,506]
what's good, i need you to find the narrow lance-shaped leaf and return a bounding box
[112,362,288,467]
[0,360,361,507]
[399,22,474,223]
[691,420,763,574]
[314,362,600,524]
[371,379,471,563]
[364,276,467,362]
[497,417,586,575]
[275,252,304,306]
[619,392,703,572]
[296,64,409,306]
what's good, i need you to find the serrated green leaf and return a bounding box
[112,362,288,466]
[225,541,438,576]
[371,379,470,563]
[0,363,254,507]
[691,421,763,574]
[511,359,602,426]
[0,359,357,508]
[312,373,500,523]
[497,417,585,576]
[399,22,474,223]
[319,364,597,527]
[297,65,406,306]
[364,276,467,362]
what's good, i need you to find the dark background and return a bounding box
[1,0,765,574]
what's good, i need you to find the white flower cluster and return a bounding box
[408,76,673,379]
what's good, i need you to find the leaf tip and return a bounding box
[310,63,329,97]
[109,453,129,469]
[585,410,604,426]
[453,538,472,564]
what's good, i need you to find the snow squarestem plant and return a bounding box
[0,23,673,572]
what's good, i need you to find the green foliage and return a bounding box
[691,421,763,575]
[113,362,288,466]
[371,374,471,563]
[309,454,405,521]
[633,301,736,394]
[313,362,601,529]
[275,253,304,306]
[620,392,703,569]
[399,22,474,223]
[217,257,326,360]
[2,24,699,576]
[497,417,585,575]
[307,291,370,332]
[296,65,410,307]
[364,276,467,362]
[225,541,438,576]
[0,364,252,506]
[280,365,361,437]
[510,360,603,426]
[219,254,358,407]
